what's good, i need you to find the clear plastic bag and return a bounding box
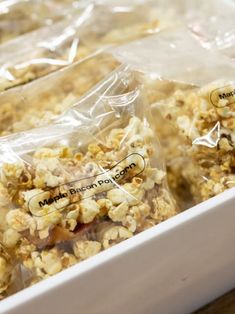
[107,0,235,58]
[0,1,168,91]
[111,26,235,204]
[183,0,235,58]
[111,26,235,86]
[0,243,23,300]
[156,80,235,203]
[0,0,75,44]
[0,51,120,136]
[0,67,176,296]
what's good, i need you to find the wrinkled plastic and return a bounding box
[110,24,235,205]
[184,0,235,58]
[106,0,235,58]
[0,67,176,297]
[0,51,120,136]
[111,26,235,86]
[0,1,167,91]
[155,80,235,203]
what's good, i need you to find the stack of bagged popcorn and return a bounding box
[0,0,234,300]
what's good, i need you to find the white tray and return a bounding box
[1,188,235,314]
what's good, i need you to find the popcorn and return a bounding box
[35,211,62,238]
[152,189,177,223]
[62,208,80,231]
[122,215,137,233]
[34,159,65,188]
[0,183,10,208]
[107,189,129,205]
[0,255,12,296]
[6,210,36,233]
[0,244,16,298]
[0,3,166,145]
[61,253,77,268]
[0,4,161,92]
[79,200,100,224]
[23,248,63,278]
[73,241,101,260]
[2,229,21,249]
[142,168,166,190]
[15,239,36,261]
[108,202,129,222]
[97,199,113,217]
[99,225,133,249]
[129,203,151,229]
[159,80,235,202]
[0,53,120,136]
[40,249,63,276]
[0,88,176,297]
[2,163,24,180]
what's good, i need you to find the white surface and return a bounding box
[1,188,235,314]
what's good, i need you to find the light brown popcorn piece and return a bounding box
[0,244,16,298]
[61,208,80,231]
[152,189,177,223]
[107,180,144,207]
[23,248,63,279]
[108,202,129,222]
[40,249,63,276]
[79,199,100,224]
[15,239,36,262]
[2,229,21,249]
[99,225,133,249]
[137,218,156,232]
[0,255,12,296]
[61,253,77,268]
[2,163,24,181]
[73,241,101,261]
[97,199,113,217]
[0,183,10,208]
[6,209,36,233]
[142,168,166,190]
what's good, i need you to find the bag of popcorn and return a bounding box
[0,51,120,136]
[156,80,235,203]
[0,67,177,296]
[111,26,235,205]
[0,0,167,92]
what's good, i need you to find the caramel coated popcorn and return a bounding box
[0,115,177,294]
[160,81,235,202]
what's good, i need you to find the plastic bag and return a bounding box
[110,26,235,204]
[156,80,235,203]
[111,26,235,86]
[0,51,120,136]
[0,1,168,91]
[106,0,235,58]
[0,0,75,44]
[0,243,23,299]
[0,67,176,296]
[183,0,235,58]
